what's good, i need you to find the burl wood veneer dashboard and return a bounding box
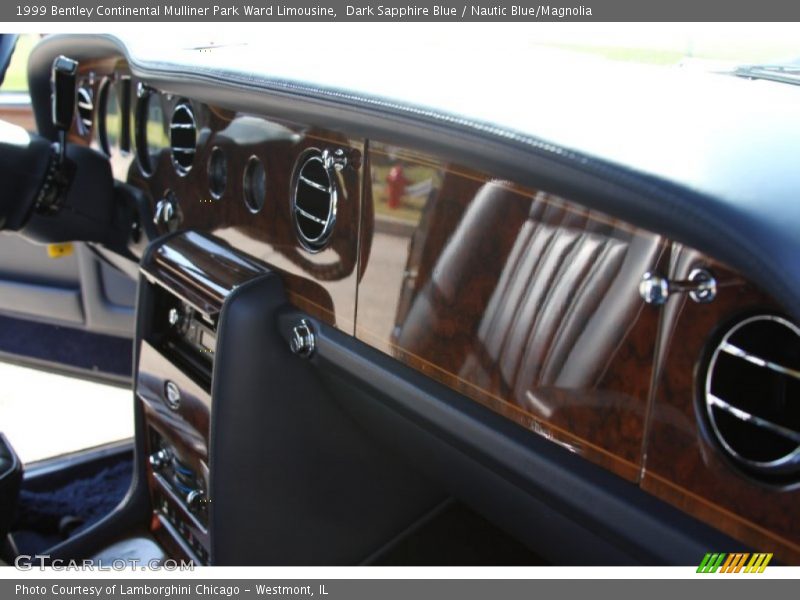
[69,55,800,564]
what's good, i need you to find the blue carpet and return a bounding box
[0,315,132,378]
[12,459,133,554]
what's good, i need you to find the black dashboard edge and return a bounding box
[209,273,444,565]
[279,311,746,565]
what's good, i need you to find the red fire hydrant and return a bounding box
[386,164,409,210]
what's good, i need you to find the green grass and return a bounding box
[545,43,685,66]
[540,40,799,67]
[2,34,38,92]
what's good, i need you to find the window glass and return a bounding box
[1,34,38,93]
[1,34,40,132]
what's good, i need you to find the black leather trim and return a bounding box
[0,432,22,544]
[282,312,743,565]
[209,272,444,565]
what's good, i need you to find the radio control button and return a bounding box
[186,489,206,513]
[149,448,172,470]
[168,307,181,327]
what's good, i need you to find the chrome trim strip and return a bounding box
[169,102,196,175]
[76,85,93,136]
[298,174,330,193]
[294,206,326,225]
[291,149,338,252]
[720,341,800,381]
[242,155,266,214]
[707,393,800,444]
[704,314,800,475]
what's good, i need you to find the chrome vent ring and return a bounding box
[169,101,196,175]
[291,149,339,252]
[704,314,800,480]
[76,83,94,135]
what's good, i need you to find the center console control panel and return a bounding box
[135,231,269,565]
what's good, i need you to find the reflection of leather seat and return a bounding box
[463,192,661,398]
[397,184,661,410]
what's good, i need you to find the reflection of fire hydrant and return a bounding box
[386,165,409,210]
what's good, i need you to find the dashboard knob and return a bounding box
[639,269,717,306]
[153,192,180,231]
[168,307,182,327]
[321,148,349,172]
[149,448,171,470]
[638,272,670,305]
[289,319,315,358]
[164,380,182,410]
[186,489,206,513]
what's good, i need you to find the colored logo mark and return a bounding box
[697,552,773,573]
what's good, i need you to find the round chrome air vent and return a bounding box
[703,314,800,481]
[207,146,227,200]
[169,101,196,175]
[243,155,266,213]
[76,83,94,135]
[291,149,338,252]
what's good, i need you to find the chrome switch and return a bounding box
[639,268,717,306]
[153,191,180,231]
[168,307,182,327]
[149,448,171,470]
[289,319,316,358]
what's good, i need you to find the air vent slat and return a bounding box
[76,84,93,136]
[708,394,800,444]
[704,314,800,480]
[720,341,800,381]
[295,206,327,225]
[169,101,196,174]
[299,175,330,193]
[292,149,338,252]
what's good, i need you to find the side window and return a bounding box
[0,34,39,131]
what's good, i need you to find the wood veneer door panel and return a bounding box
[356,142,666,480]
[642,245,800,564]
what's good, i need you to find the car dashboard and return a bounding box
[17,34,800,566]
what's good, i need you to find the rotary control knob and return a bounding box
[186,489,207,514]
[149,448,171,471]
